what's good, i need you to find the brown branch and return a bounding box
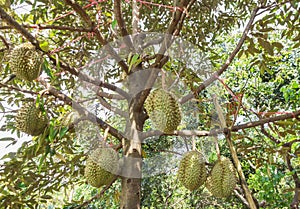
[0,82,38,95]
[234,189,250,208]
[97,96,128,118]
[113,0,133,49]
[226,131,258,209]
[39,79,126,141]
[0,24,93,32]
[63,0,93,27]
[132,0,140,34]
[260,124,281,144]
[173,0,196,36]
[141,109,300,139]
[0,34,9,49]
[231,110,300,131]
[180,7,259,104]
[97,91,125,100]
[0,7,38,47]
[132,0,196,114]
[64,0,129,74]
[0,6,130,101]
[140,129,210,140]
[286,147,300,209]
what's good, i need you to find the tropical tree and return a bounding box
[0,0,299,208]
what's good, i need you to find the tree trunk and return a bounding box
[120,96,145,208]
[120,147,142,209]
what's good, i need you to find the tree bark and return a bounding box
[120,86,147,208]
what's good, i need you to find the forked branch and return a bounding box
[180,6,259,104]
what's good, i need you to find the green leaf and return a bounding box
[112,19,117,29]
[41,195,52,199]
[39,41,49,52]
[0,102,5,112]
[59,127,68,139]
[0,137,15,141]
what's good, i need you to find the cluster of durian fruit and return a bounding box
[9,43,48,136]
[144,89,181,133]
[178,150,237,198]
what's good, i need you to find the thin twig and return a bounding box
[73,176,118,209]
[97,96,128,118]
[0,82,38,95]
[39,78,127,142]
[63,0,129,74]
[234,189,250,208]
[260,125,281,144]
[0,34,9,49]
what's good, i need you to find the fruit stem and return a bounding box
[214,136,221,161]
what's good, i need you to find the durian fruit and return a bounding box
[178,150,207,191]
[9,43,43,81]
[16,102,49,136]
[84,147,119,188]
[206,157,237,198]
[144,89,181,133]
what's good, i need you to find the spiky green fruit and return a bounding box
[9,43,43,81]
[16,102,48,136]
[178,150,207,191]
[206,157,237,198]
[84,148,119,188]
[144,89,181,133]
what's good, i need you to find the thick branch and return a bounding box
[114,0,133,49]
[132,0,140,34]
[226,131,257,209]
[180,7,259,104]
[133,0,196,114]
[0,7,38,47]
[141,109,300,139]
[63,0,93,26]
[173,0,196,36]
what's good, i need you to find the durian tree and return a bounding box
[0,0,300,209]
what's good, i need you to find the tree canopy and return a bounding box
[0,0,299,209]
